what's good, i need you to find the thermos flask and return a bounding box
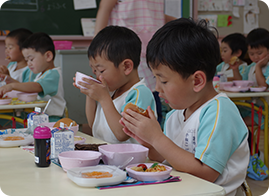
[33,126,51,167]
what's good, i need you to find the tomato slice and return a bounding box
[137,164,147,171]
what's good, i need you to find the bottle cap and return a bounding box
[33,126,51,139]
[213,76,220,81]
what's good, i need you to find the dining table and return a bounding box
[0,101,47,125]
[0,131,226,196]
[222,90,269,167]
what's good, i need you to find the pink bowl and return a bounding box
[126,163,172,181]
[219,82,233,90]
[4,90,22,98]
[17,92,38,102]
[233,80,254,87]
[75,71,101,89]
[58,150,102,172]
[39,122,79,135]
[98,144,149,167]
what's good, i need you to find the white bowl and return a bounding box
[126,163,172,182]
[67,165,126,187]
[39,122,79,135]
[98,144,149,167]
[75,71,101,89]
[58,150,102,172]
[17,92,38,102]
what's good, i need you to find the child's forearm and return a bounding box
[255,66,268,87]
[11,82,42,92]
[101,99,130,141]
[85,96,96,129]
[232,69,242,80]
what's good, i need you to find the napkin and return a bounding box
[97,176,181,190]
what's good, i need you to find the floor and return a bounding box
[246,177,269,196]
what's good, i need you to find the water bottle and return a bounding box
[213,76,220,92]
[33,126,51,167]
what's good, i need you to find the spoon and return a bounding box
[42,99,51,114]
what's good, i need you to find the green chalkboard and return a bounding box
[0,0,191,36]
[0,0,100,35]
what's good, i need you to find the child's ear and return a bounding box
[122,59,134,75]
[193,71,206,92]
[44,51,54,62]
[234,49,242,57]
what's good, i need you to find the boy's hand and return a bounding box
[79,75,110,102]
[0,84,13,98]
[120,106,163,145]
[229,60,240,70]
[256,54,269,68]
[0,65,9,75]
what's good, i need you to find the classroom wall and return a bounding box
[193,0,269,38]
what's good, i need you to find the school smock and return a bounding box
[108,0,165,91]
[34,67,66,117]
[242,62,269,86]
[163,93,249,196]
[7,62,28,82]
[92,78,156,144]
[216,61,247,77]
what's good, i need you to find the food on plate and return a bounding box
[74,143,107,151]
[229,56,239,65]
[124,103,149,117]
[74,136,84,141]
[53,118,77,128]
[81,171,113,178]
[3,136,24,141]
[131,163,166,172]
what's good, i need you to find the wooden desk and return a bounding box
[222,91,269,167]
[0,132,225,196]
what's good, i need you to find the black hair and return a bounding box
[88,26,141,68]
[222,33,247,60]
[247,28,269,49]
[21,32,55,60]
[7,28,33,50]
[146,18,220,81]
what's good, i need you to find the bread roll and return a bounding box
[229,56,239,65]
[53,118,77,128]
[124,103,149,117]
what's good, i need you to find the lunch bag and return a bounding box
[247,104,269,181]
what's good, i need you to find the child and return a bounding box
[74,26,156,144]
[216,33,248,81]
[0,28,36,84]
[239,28,269,131]
[120,18,249,196]
[94,0,176,125]
[0,32,66,122]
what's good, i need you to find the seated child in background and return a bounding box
[74,26,156,144]
[0,32,66,122]
[216,33,248,81]
[120,18,249,196]
[0,28,36,84]
[239,28,269,131]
